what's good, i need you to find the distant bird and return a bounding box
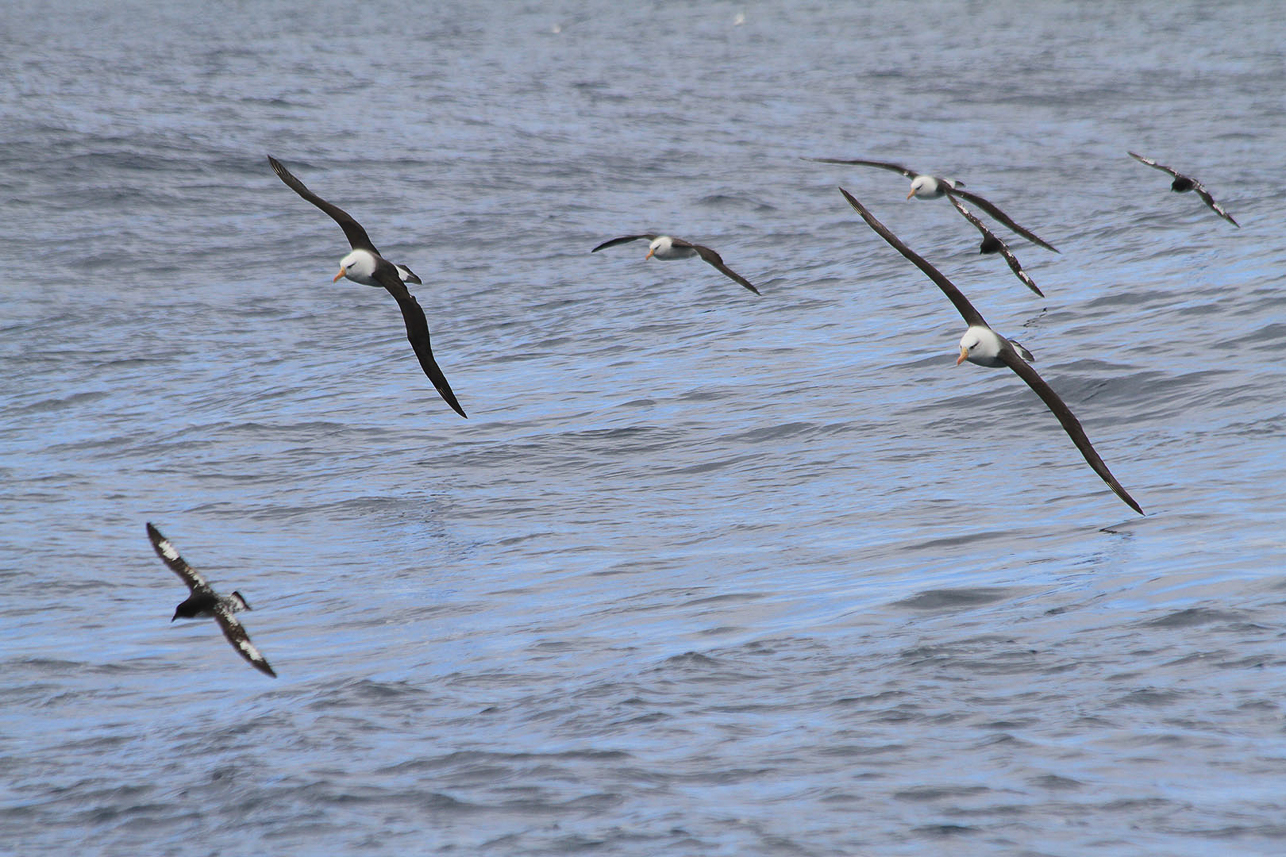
[146,522,277,678]
[268,155,467,418]
[804,157,1060,253]
[947,195,1044,298]
[591,234,761,295]
[1127,151,1239,227]
[839,188,1143,516]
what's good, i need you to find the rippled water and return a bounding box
[3,1,1286,854]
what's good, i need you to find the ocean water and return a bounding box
[3,1,1285,854]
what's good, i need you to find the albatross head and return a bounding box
[644,236,673,260]
[908,175,939,199]
[334,249,380,286]
[957,325,1007,367]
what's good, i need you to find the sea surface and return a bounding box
[3,1,1285,854]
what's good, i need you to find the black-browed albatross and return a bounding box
[591,234,761,295]
[146,522,277,678]
[268,155,466,418]
[805,157,1060,253]
[947,195,1044,298]
[1127,151,1239,227]
[839,187,1143,516]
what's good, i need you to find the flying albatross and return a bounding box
[268,155,467,418]
[839,187,1143,515]
[146,522,277,678]
[805,157,1060,253]
[590,234,761,295]
[1127,151,1239,227]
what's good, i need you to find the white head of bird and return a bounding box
[957,325,1007,367]
[334,248,380,286]
[957,325,1034,367]
[908,174,946,200]
[645,236,696,261]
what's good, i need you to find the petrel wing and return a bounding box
[146,522,209,594]
[947,195,1044,297]
[212,604,277,678]
[1127,151,1180,179]
[1190,182,1239,227]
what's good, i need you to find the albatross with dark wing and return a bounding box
[147,523,277,678]
[839,188,1143,516]
[805,157,1060,253]
[591,234,761,295]
[1127,151,1239,227]
[268,155,466,418]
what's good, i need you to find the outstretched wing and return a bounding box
[591,234,659,252]
[802,157,918,179]
[1189,182,1240,227]
[268,155,381,255]
[999,349,1144,515]
[212,604,277,678]
[690,244,761,295]
[839,187,988,329]
[948,187,1059,253]
[374,266,468,419]
[146,522,209,594]
[1127,150,1180,179]
[947,195,1044,297]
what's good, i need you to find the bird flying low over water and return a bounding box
[839,188,1144,516]
[805,157,1060,253]
[268,155,467,418]
[947,195,1044,298]
[1127,151,1239,227]
[590,234,761,295]
[146,522,277,678]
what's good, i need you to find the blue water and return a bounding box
[3,1,1286,854]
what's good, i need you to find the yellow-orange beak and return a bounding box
[644,249,655,260]
[956,346,969,366]
[906,188,916,200]
[333,268,346,282]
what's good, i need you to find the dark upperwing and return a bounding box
[590,234,658,252]
[691,244,761,295]
[803,157,918,179]
[999,349,1144,515]
[268,155,381,256]
[947,187,1059,253]
[839,187,988,329]
[372,265,467,419]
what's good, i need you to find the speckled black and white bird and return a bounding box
[840,188,1143,516]
[947,195,1044,298]
[590,234,761,295]
[268,155,467,418]
[147,522,277,678]
[1127,151,1239,227]
[804,157,1060,253]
